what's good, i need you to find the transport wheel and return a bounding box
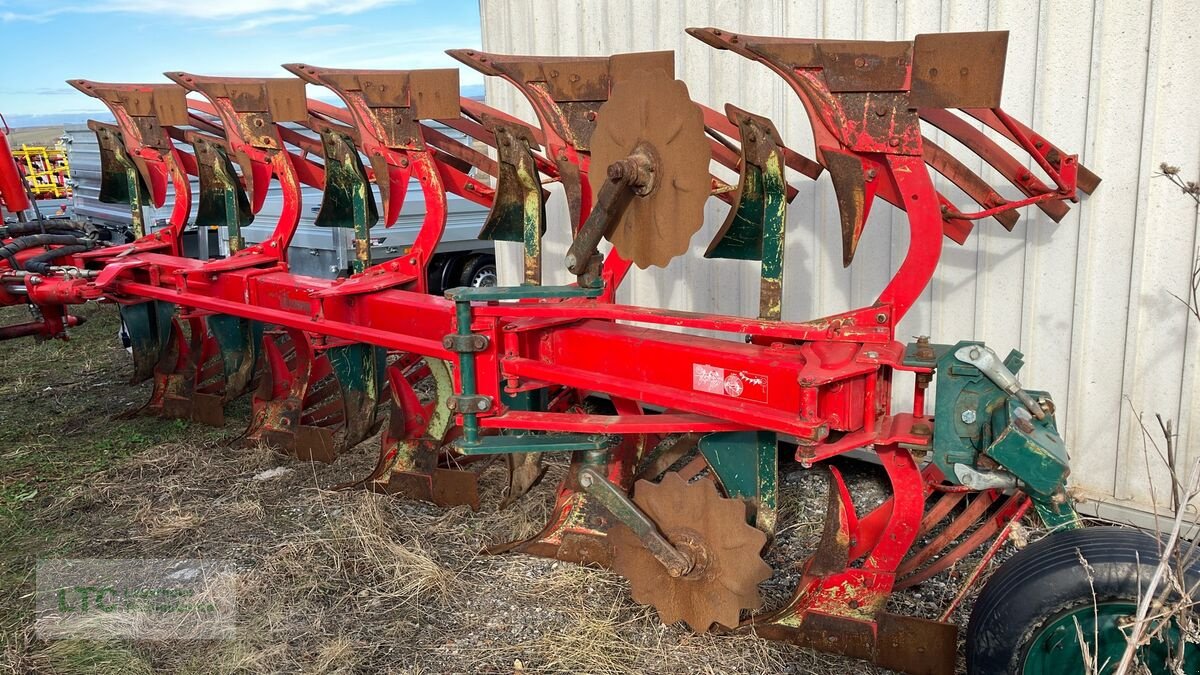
[609,471,771,632]
[459,254,497,288]
[966,527,1200,674]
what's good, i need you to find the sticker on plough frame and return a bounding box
[692,363,769,403]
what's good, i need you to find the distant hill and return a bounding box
[5,112,113,129]
[5,125,68,147]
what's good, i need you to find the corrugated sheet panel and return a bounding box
[64,123,491,279]
[480,0,1200,516]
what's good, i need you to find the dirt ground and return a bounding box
[0,302,1021,674]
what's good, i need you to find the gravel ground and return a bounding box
[0,303,1029,674]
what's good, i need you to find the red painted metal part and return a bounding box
[0,33,1100,671]
[0,131,31,214]
[16,44,1083,499]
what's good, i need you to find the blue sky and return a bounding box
[0,0,483,119]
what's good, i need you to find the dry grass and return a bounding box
[0,303,996,674]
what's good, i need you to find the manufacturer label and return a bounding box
[691,364,768,403]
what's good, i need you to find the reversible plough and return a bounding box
[6,27,1194,674]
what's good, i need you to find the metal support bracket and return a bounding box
[578,466,694,577]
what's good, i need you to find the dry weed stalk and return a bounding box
[1109,167,1200,674]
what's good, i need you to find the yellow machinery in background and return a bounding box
[12,142,70,199]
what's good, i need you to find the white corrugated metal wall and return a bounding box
[478,0,1200,518]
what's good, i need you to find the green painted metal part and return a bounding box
[478,122,546,286]
[324,342,388,451]
[206,315,263,396]
[119,300,175,384]
[91,124,148,239]
[706,151,767,261]
[191,135,254,253]
[326,342,387,408]
[578,466,692,576]
[704,108,788,320]
[1022,602,1198,674]
[453,433,614,456]
[929,339,1078,528]
[987,397,1069,492]
[445,284,603,302]
[315,129,379,274]
[697,430,779,538]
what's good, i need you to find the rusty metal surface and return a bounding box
[609,472,770,632]
[895,490,997,579]
[290,65,459,118]
[501,453,548,509]
[166,74,307,122]
[910,32,1008,109]
[447,49,673,105]
[808,469,853,575]
[753,610,957,675]
[922,136,1019,230]
[823,148,872,267]
[588,68,711,269]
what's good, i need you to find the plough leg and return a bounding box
[345,354,481,510]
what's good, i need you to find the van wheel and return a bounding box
[459,254,497,288]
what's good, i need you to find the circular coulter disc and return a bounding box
[609,471,771,632]
[588,69,712,269]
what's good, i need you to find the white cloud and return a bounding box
[219,14,315,34]
[296,23,352,38]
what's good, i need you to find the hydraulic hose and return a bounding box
[25,244,94,274]
[0,234,96,271]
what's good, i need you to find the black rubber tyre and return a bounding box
[966,526,1198,674]
[458,253,497,288]
[425,254,453,296]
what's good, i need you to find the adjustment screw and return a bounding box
[961,409,978,424]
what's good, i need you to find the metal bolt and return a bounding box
[854,57,867,68]
[961,409,978,424]
[875,312,887,324]
[476,399,488,411]
[889,138,900,147]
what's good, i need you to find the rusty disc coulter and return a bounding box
[610,472,771,632]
